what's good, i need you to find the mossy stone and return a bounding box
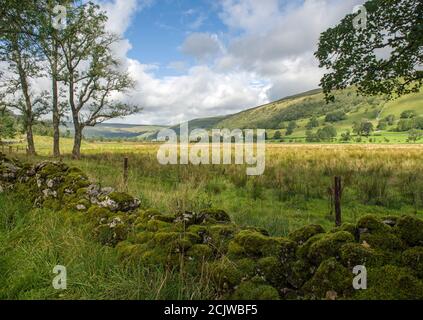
[231,277,279,300]
[354,265,423,300]
[308,231,355,265]
[360,232,405,252]
[233,230,281,258]
[302,258,353,299]
[395,215,423,246]
[357,215,391,233]
[289,224,325,245]
[340,243,384,268]
[401,247,423,278]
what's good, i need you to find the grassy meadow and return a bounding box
[9,135,423,236]
[1,135,423,299]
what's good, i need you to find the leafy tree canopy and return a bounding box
[316,0,423,102]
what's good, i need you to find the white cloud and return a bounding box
[123,60,269,125]
[180,33,224,62]
[101,0,367,124]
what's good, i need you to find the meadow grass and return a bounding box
[0,192,215,300]
[9,136,423,236]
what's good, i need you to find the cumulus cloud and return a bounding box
[99,0,367,124]
[181,33,224,62]
[217,0,366,100]
[122,60,269,125]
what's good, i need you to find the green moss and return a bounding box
[340,243,384,268]
[233,230,281,258]
[257,256,284,287]
[227,241,247,259]
[144,220,172,232]
[296,233,325,260]
[197,209,231,223]
[87,206,112,222]
[308,231,355,265]
[208,224,238,252]
[109,192,135,204]
[231,277,279,300]
[187,244,214,260]
[401,247,423,278]
[209,259,243,290]
[289,224,325,245]
[289,259,315,289]
[39,162,68,178]
[357,215,390,233]
[395,215,423,246]
[140,248,172,265]
[302,258,352,299]
[360,232,405,252]
[354,265,423,300]
[339,223,358,238]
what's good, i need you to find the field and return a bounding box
[1,136,423,299]
[10,136,423,235]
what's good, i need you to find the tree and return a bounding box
[317,125,337,141]
[35,0,72,157]
[305,130,319,142]
[273,130,282,140]
[384,114,395,125]
[0,18,47,155]
[316,0,423,102]
[325,111,347,123]
[377,121,387,130]
[306,116,319,129]
[400,110,417,119]
[407,129,422,143]
[58,3,139,159]
[340,130,352,142]
[0,110,16,143]
[286,121,297,136]
[353,120,374,137]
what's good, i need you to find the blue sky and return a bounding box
[125,0,228,77]
[98,0,364,125]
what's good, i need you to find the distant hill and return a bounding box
[61,123,166,140]
[177,87,423,140]
[58,87,422,141]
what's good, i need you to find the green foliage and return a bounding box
[353,120,374,137]
[316,0,423,101]
[401,110,417,119]
[325,111,347,122]
[0,112,16,141]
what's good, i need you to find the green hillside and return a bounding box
[54,87,423,143]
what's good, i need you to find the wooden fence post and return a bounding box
[334,176,342,227]
[123,157,129,188]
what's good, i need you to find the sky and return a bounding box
[94,0,365,125]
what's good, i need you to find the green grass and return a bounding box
[0,192,214,300]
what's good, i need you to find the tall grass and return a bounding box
[0,193,215,300]
[12,139,423,235]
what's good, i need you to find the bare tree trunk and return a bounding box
[334,176,342,227]
[52,77,60,157]
[26,122,36,155]
[72,121,82,159]
[52,39,61,158]
[15,44,36,156]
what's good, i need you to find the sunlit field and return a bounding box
[9,136,423,236]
